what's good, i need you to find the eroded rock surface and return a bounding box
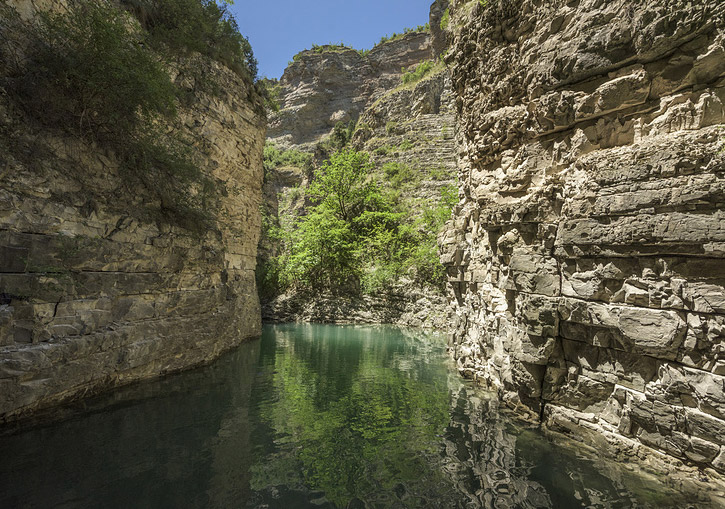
[440,0,725,474]
[0,2,265,422]
[267,32,433,151]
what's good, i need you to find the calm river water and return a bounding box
[0,324,717,508]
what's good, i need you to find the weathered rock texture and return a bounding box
[267,32,434,151]
[440,0,725,474]
[0,1,265,422]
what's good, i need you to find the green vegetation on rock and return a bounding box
[261,149,455,296]
[2,0,259,233]
[440,8,450,30]
[263,143,313,173]
[377,23,431,46]
[122,0,257,80]
[402,60,436,85]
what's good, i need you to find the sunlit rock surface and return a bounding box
[440,0,725,475]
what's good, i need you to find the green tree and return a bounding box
[308,148,376,222]
[263,149,454,296]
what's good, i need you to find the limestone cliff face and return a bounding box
[440,0,725,473]
[267,32,433,151]
[0,2,265,422]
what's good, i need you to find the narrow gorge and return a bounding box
[1,0,725,505]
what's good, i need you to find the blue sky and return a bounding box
[232,0,433,79]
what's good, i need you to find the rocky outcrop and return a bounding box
[267,32,434,150]
[429,0,450,59]
[0,1,265,422]
[263,285,450,329]
[440,0,725,474]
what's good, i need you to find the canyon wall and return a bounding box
[267,32,433,151]
[440,0,725,474]
[0,1,266,422]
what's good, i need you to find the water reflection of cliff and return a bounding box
[246,324,712,509]
[0,340,260,509]
[0,325,716,509]
[439,377,713,509]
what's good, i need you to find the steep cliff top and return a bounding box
[268,31,435,150]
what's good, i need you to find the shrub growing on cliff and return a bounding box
[3,0,235,232]
[263,143,313,175]
[401,60,435,85]
[12,1,176,139]
[258,77,281,111]
[440,9,450,30]
[122,0,257,80]
[378,23,431,46]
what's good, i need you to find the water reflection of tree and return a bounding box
[249,325,712,509]
[250,325,454,507]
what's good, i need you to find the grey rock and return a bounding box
[0,2,265,422]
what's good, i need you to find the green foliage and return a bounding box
[292,43,356,62]
[5,0,220,232]
[14,1,176,138]
[262,149,456,296]
[252,331,451,507]
[398,138,414,151]
[428,166,451,181]
[330,120,356,151]
[401,60,435,85]
[377,23,431,46]
[385,121,398,134]
[440,8,450,30]
[122,0,257,79]
[283,208,360,288]
[311,42,353,53]
[257,77,281,111]
[263,143,313,174]
[307,149,376,222]
[382,162,415,188]
[374,145,391,156]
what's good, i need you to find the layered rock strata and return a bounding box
[267,32,433,150]
[0,2,265,422]
[440,0,725,474]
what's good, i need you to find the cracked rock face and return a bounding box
[0,2,266,422]
[267,32,433,151]
[440,0,725,473]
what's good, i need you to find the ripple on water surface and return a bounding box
[0,324,720,508]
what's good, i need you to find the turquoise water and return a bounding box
[0,324,715,508]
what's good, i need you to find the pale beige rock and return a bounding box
[441,0,725,474]
[0,4,266,422]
